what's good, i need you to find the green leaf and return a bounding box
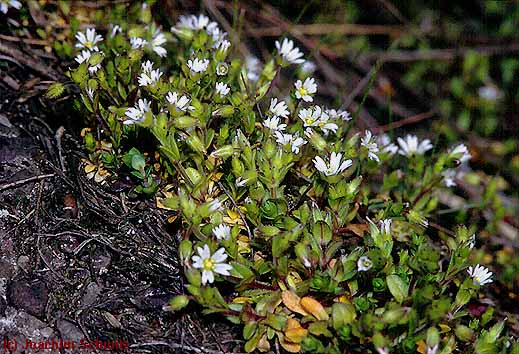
[386,274,409,303]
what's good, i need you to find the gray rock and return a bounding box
[81,282,102,308]
[57,319,84,343]
[7,280,48,318]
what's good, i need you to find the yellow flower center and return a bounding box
[203,258,216,271]
[298,87,307,96]
[305,118,314,125]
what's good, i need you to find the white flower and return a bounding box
[191,245,233,285]
[299,106,323,127]
[397,135,433,156]
[86,86,95,101]
[75,28,103,51]
[165,92,194,112]
[245,56,261,82]
[467,234,476,249]
[173,14,212,32]
[263,116,286,131]
[478,85,501,101]
[0,209,9,218]
[326,109,351,121]
[442,169,457,187]
[74,50,91,64]
[377,134,398,155]
[294,77,317,102]
[313,152,352,176]
[0,0,21,13]
[187,58,210,74]
[189,14,210,30]
[316,112,338,135]
[216,62,229,76]
[274,131,307,154]
[215,82,230,96]
[74,50,101,74]
[212,224,231,240]
[467,264,493,286]
[236,176,253,187]
[216,39,231,53]
[357,256,373,272]
[207,198,223,213]
[427,344,439,354]
[138,61,163,87]
[361,130,380,162]
[150,28,167,57]
[124,99,151,125]
[301,60,316,74]
[109,24,122,38]
[449,144,471,163]
[275,38,305,65]
[130,37,148,49]
[379,219,392,235]
[269,98,290,118]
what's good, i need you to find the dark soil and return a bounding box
[0,87,240,353]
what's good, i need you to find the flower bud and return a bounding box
[211,145,234,159]
[219,105,235,117]
[455,325,474,342]
[167,295,189,311]
[186,135,206,154]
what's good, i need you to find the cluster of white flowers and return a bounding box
[299,106,338,135]
[74,28,104,74]
[138,60,163,87]
[0,0,21,14]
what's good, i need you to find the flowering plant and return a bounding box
[56,7,516,354]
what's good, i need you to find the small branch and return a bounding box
[0,173,56,191]
[246,23,404,37]
[376,111,435,133]
[0,41,61,80]
[361,43,519,62]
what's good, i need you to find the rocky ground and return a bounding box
[0,92,240,353]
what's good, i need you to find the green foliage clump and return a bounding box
[62,7,517,354]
